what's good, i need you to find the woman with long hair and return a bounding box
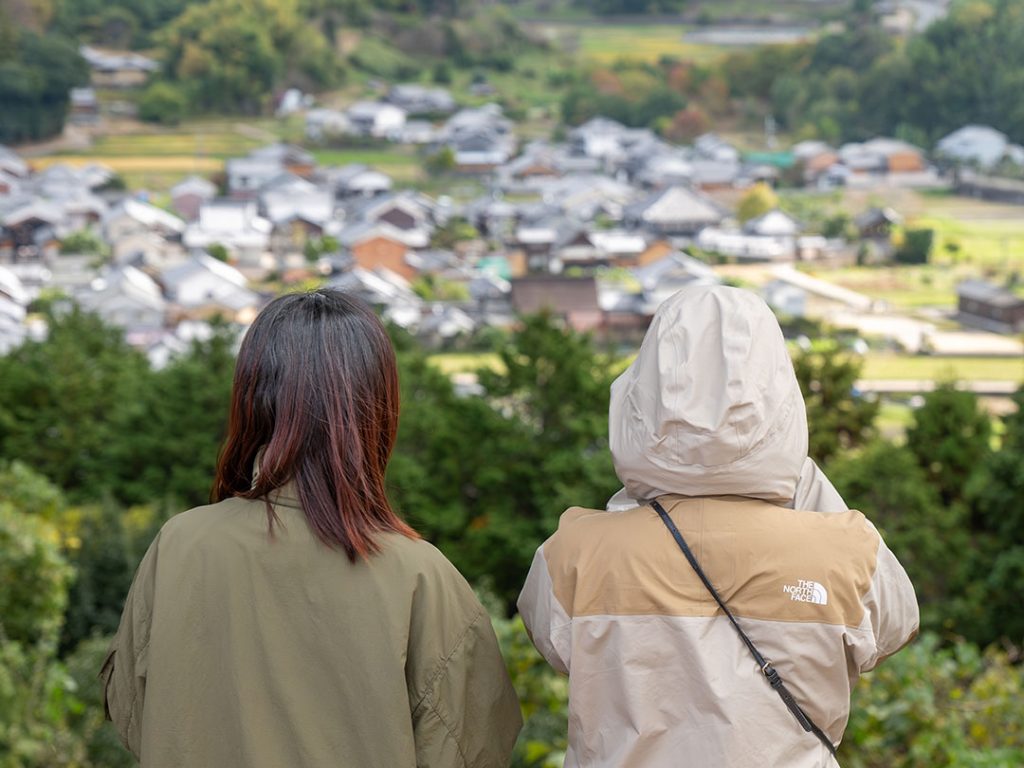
[102,289,521,767]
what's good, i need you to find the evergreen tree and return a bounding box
[906,382,991,508]
[792,342,878,464]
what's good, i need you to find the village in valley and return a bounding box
[1,11,1023,425]
[6,1,1024,763]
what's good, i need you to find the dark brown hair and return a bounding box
[212,289,418,559]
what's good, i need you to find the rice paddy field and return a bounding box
[542,23,731,65]
[25,121,276,190]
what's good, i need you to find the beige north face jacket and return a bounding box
[518,285,919,768]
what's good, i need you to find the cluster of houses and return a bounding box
[2,107,1023,365]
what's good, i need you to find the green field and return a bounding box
[310,148,423,181]
[861,355,1024,382]
[571,24,729,65]
[427,350,1023,385]
[512,0,844,24]
[819,265,966,310]
[914,214,1024,270]
[875,401,915,441]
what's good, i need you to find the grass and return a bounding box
[875,401,914,442]
[61,132,264,158]
[860,355,1024,382]
[427,350,1023,385]
[310,148,422,181]
[572,24,730,65]
[427,352,504,375]
[511,0,843,23]
[912,215,1024,270]
[814,265,964,310]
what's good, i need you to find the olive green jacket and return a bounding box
[101,493,522,767]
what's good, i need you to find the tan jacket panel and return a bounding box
[545,497,878,627]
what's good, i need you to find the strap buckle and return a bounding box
[761,659,773,676]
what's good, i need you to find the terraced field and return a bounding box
[557,24,731,65]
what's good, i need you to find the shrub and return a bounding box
[138,81,188,126]
[0,505,71,646]
[841,634,1024,767]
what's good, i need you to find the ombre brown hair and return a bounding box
[212,289,418,559]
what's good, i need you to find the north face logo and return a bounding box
[783,579,828,605]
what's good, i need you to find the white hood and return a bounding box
[609,283,840,508]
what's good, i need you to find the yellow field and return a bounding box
[538,24,730,65]
[427,353,503,375]
[30,156,223,173]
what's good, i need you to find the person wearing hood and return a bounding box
[518,284,918,767]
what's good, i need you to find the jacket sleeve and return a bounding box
[407,551,522,768]
[411,606,522,768]
[517,544,571,675]
[99,532,160,759]
[859,532,920,672]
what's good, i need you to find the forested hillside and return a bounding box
[0,0,543,139]
[6,0,1024,147]
[560,1,1024,146]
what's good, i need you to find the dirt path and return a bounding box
[14,125,94,157]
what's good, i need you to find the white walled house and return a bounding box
[346,102,407,139]
[77,265,167,331]
[160,253,261,323]
[104,199,185,243]
[184,200,272,265]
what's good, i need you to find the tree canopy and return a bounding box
[0,24,87,143]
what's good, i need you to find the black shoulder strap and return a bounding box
[650,498,838,759]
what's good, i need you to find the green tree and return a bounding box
[736,182,779,223]
[387,340,522,596]
[389,315,621,609]
[0,506,71,646]
[792,342,878,464]
[157,0,340,115]
[491,610,567,768]
[0,306,152,501]
[906,381,991,508]
[62,636,135,767]
[0,640,89,767]
[0,461,65,521]
[138,80,188,125]
[827,440,967,634]
[963,387,1024,644]
[841,633,1024,767]
[0,30,88,143]
[103,324,237,507]
[894,228,934,265]
[430,216,478,249]
[60,503,161,653]
[59,229,107,256]
[423,146,456,175]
